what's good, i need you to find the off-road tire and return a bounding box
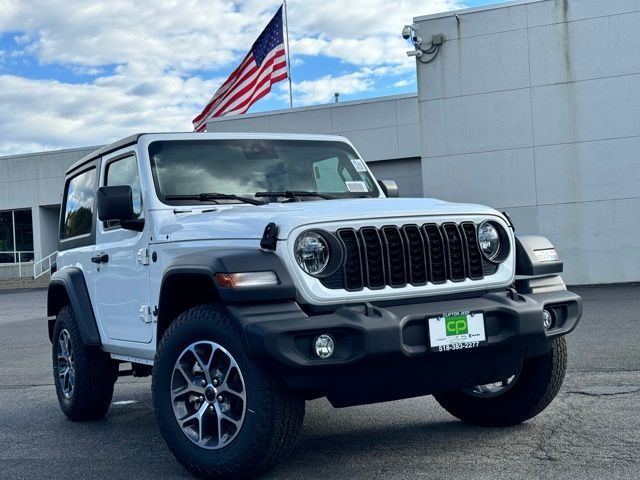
[434,337,567,427]
[52,305,115,421]
[152,304,305,479]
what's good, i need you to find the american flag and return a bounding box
[192,5,288,132]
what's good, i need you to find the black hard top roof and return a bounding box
[65,133,146,175]
[65,131,351,176]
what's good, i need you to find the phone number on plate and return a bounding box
[437,342,480,352]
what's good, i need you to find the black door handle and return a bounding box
[91,253,109,264]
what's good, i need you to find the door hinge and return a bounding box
[139,305,155,323]
[136,247,150,266]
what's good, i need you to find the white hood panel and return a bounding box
[154,198,503,242]
[150,197,515,306]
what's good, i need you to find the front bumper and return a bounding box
[229,288,581,406]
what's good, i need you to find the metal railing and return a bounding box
[0,251,35,278]
[33,251,58,279]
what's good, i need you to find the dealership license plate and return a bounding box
[428,311,486,353]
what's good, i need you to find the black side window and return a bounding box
[104,156,142,229]
[60,168,96,240]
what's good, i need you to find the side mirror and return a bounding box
[97,186,144,231]
[378,179,399,198]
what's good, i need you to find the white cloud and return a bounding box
[0,69,224,154]
[13,34,30,46]
[71,66,105,76]
[0,141,55,157]
[281,71,375,105]
[393,79,413,88]
[0,0,264,72]
[0,0,466,154]
[287,0,463,71]
[289,0,463,38]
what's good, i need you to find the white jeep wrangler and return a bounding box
[48,133,582,479]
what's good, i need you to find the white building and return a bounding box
[1,0,638,284]
[0,146,98,279]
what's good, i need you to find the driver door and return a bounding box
[91,152,153,343]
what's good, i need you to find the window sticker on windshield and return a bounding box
[345,181,368,193]
[350,158,367,172]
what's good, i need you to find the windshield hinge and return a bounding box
[260,223,279,250]
[138,305,155,324]
[136,247,150,266]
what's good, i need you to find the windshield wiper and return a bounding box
[255,190,335,200]
[165,193,264,206]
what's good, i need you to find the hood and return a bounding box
[156,197,503,242]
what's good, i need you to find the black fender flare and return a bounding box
[514,235,566,295]
[160,249,296,305]
[47,268,101,345]
[156,249,297,343]
[515,235,563,276]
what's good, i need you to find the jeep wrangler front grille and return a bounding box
[323,222,497,291]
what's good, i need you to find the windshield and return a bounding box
[148,139,379,205]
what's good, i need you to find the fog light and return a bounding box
[313,334,335,359]
[542,309,554,330]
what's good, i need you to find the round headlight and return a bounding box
[295,231,330,276]
[478,222,501,260]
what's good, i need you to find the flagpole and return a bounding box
[283,0,293,108]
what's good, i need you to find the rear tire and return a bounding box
[152,304,305,479]
[434,337,567,427]
[52,305,115,421]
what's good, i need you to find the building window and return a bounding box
[0,209,34,263]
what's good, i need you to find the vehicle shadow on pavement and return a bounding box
[263,397,536,479]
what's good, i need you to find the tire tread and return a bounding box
[434,337,568,427]
[52,305,114,421]
[152,304,304,479]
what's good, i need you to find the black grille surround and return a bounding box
[323,222,500,291]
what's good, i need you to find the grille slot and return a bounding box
[381,226,407,287]
[441,223,466,282]
[461,222,484,280]
[482,259,498,276]
[323,222,499,291]
[360,227,385,289]
[402,225,428,285]
[337,229,364,291]
[423,224,447,284]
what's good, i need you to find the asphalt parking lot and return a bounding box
[0,285,638,480]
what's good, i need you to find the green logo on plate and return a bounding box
[445,315,468,336]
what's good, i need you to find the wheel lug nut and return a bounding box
[199,395,204,402]
[200,379,207,387]
[217,394,224,403]
[213,379,220,386]
[209,405,215,413]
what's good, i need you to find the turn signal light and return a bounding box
[215,271,279,288]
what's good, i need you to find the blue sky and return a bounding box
[0,0,502,155]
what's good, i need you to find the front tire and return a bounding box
[434,337,567,427]
[52,305,115,421]
[152,304,305,479]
